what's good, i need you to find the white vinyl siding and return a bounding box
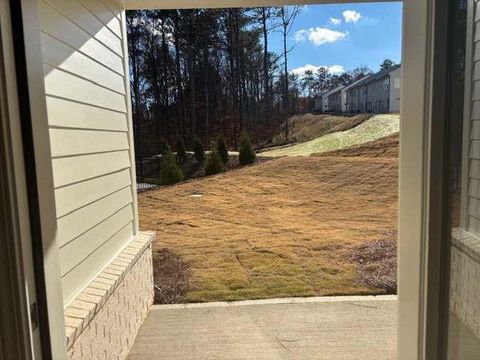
[463,0,480,236]
[38,0,137,305]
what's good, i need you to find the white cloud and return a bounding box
[295,29,308,43]
[327,65,346,74]
[329,17,342,26]
[295,27,347,46]
[342,10,362,23]
[291,64,345,77]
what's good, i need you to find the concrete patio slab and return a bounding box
[127,296,397,360]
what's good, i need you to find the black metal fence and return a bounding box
[136,156,162,192]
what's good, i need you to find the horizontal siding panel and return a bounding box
[469,216,480,236]
[477,1,480,22]
[101,0,122,18]
[40,33,125,94]
[79,0,122,35]
[473,61,480,82]
[55,168,131,217]
[50,128,129,157]
[44,65,126,112]
[472,100,480,120]
[469,197,480,219]
[475,42,480,62]
[46,97,127,131]
[472,120,480,139]
[473,79,480,100]
[62,222,133,304]
[39,1,123,74]
[57,187,133,247]
[469,178,480,199]
[470,141,480,160]
[470,160,480,179]
[59,205,133,275]
[52,150,131,188]
[44,0,122,55]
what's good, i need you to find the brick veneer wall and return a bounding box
[65,232,154,360]
[450,228,480,340]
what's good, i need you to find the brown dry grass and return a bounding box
[270,113,371,146]
[315,133,399,158]
[139,153,399,303]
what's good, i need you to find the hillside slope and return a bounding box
[315,133,399,158]
[140,155,398,303]
[260,114,400,157]
[271,113,371,145]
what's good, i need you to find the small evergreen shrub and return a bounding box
[176,138,187,163]
[239,132,256,166]
[193,138,205,163]
[217,137,229,165]
[204,150,225,176]
[159,139,170,155]
[160,149,184,185]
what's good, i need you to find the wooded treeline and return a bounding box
[126,7,373,158]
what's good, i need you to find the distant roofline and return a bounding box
[318,85,344,98]
[348,64,402,89]
[341,76,370,91]
[315,63,401,98]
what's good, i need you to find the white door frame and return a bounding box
[125,0,442,357]
[0,0,66,359]
[11,0,448,358]
[0,0,41,358]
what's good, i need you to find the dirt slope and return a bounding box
[315,133,399,158]
[261,114,400,157]
[271,113,371,145]
[139,155,398,303]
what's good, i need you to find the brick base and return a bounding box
[450,228,480,340]
[66,232,154,360]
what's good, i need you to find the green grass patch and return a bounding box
[260,114,400,157]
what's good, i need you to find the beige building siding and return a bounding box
[38,0,137,305]
[463,0,480,234]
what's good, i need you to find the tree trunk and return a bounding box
[262,8,270,127]
[173,12,185,138]
[282,7,289,141]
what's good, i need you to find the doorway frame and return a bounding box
[5,0,450,358]
[124,0,446,357]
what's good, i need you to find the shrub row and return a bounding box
[159,132,256,185]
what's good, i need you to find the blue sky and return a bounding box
[268,2,403,76]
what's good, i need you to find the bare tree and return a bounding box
[279,5,302,140]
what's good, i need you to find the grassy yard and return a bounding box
[260,114,399,157]
[139,141,398,303]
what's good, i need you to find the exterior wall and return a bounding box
[346,87,360,113]
[322,95,329,113]
[328,91,342,113]
[389,67,402,112]
[452,0,480,342]
[358,85,368,113]
[462,0,480,237]
[65,232,154,360]
[450,229,480,340]
[37,0,138,305]
[366,75,390,113]
[341,89,348,113]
